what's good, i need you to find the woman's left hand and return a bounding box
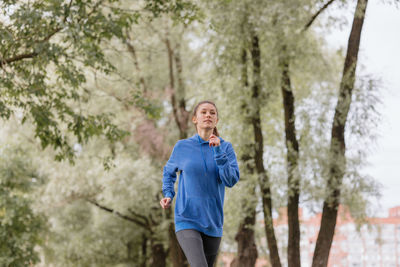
[209,134,220,147]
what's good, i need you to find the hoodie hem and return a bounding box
[175,221,223,237]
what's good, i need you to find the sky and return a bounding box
[363,2,400,216]
[325,1,400,216]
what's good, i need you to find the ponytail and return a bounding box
[213,127,219,137]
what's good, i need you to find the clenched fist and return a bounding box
[208,134,220,147]
[160,197,172,209]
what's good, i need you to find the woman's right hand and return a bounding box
[160,197,172,209]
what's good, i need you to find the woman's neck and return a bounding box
[197,129,213,142]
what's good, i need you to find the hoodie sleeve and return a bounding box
[162,141,180,200]
[213,142,240,188]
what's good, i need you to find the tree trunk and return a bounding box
[234,203,258,267]
[233,143,258,267]
[128,234,147,267]
[165,35,189,140]
[173,42,190,138]
[312,0,368,266]
[279,44,300,267]
[260,177,281,267]
[164,31,190,267]
[168,220,188,267]
[124,35,148,93]
[231,47,258,267]
[249,34,282,267]
[141,234,147,267]
[150,240,167,267]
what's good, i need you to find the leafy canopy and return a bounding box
[0,0,198,162]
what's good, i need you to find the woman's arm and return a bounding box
[162,141,180,200]
[213,142,240,188]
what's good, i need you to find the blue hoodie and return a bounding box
[162,133,240,237]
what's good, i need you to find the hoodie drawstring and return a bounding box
[197,134,208,174]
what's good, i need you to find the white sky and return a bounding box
[363,3,400,216]
[325,1,400,216]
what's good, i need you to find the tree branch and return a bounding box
[127,208,150,224]
[2,52,38,65]
[38,27,63,43]
[0,0,104,68]
[87,199,152,232]
[124,33,148,93]
[1,26,60,67]
[303,0,336,32]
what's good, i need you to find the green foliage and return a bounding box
[144,0,201,24]
[33,136,163,266]
[0,145,45,267]
[0,0,385,265]
[0,0,199,162]
[196,1,382,259]
[0,0,138,161]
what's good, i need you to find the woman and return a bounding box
[160,100,240,267]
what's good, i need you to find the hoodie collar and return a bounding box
[190,133,224,174]
[190,133,225,144]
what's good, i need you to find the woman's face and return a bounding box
[192,103,218,131]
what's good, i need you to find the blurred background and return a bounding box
[0,0,399,266]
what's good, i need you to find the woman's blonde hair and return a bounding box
[192,100,219,136]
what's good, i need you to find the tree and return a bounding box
[0,0,135,161]
[312,0,369,265]
[0,0,379,266]
[0,145,45,266]
[201,0,376,266]
[0,0,198,162]
[1,1,200,265]
[277,1,339,265]
[9,3,201,265]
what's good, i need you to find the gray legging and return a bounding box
[176,229,222,267]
